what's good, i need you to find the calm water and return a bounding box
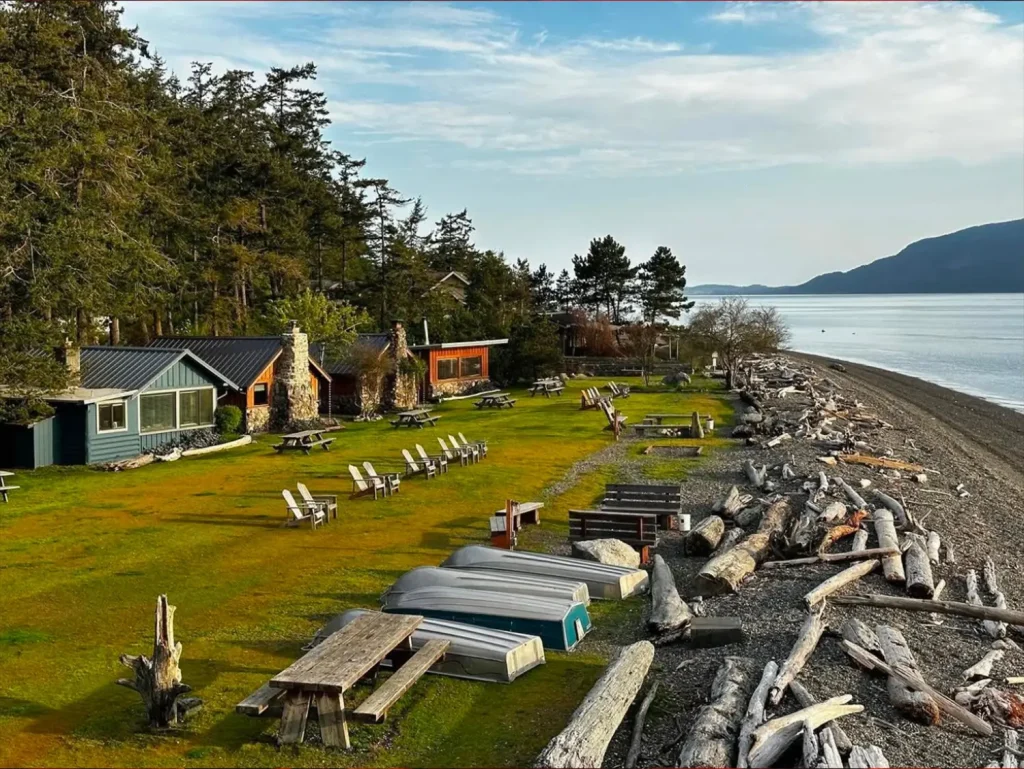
[695,294,1024,412]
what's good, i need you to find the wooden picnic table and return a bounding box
[474,392,516,409]
[0,471,19,503]
[644,413,711,424]
[529,380,564,397]
[273,429,335,454]
[391,409,440,429]
[266,612,447,747]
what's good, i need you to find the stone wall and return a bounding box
[428,378,493,399]
[270,321,318,429]
[386,321,419,410]
[245,405,271,433]
[360,374,384,416]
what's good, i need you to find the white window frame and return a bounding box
[96,399,129,434]
[138,386,217,435]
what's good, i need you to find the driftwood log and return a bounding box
[647,555,691,635]
[677,656,755,768]
[834,594,1024,626]
[789,681,853,754]
[770,604,826,706]
[714,486,751,517]
[737,660,778,769]
[926,531,941,565]
[841,618,881,666]
[713,526,747,557]
[624,680,659,769]
[743,460,767,489]
[876,625,940,725]
[964,650,1005,681]
[983,558,1010,639]
[801,718,819,769]
[819,725,843,768]
[848,745,890,768]
[970,569,1008,639]
[804,560,878,608]
[117,595,193,728]
[851,528,869,552]
[904,543,935,598]
[872,509,905,583]
[786,507,818,556]
[763,547,896,569]
[536,641,654,768]
[686,516,725,555]
[693,498,791,596]
[747,695,863,768]
[834,476,867,510]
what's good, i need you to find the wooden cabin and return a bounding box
[410,339,508,400]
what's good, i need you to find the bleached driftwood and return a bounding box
[763,547,896,569]
[790,681,853,754]
[1003,729,1019,769]
[851,528,869,552]
[929,579,947,624]
[624,680,659,769]
[677,656,755,768]
[694,499,791,596]
[818,471,830,492]
[819,501,847,523]
[714,486,751,517]
[926,531,941,565]
[965,650,1005,682]
[984,558,1010,639]
[904,542,935,598]
[647,555,691,635]
[743,460,767,489]
[747,696,863,768]
[873,490,908,527]
[804,560,878,608]
[686,515,725,555]
[781,464,796,481]
[819,725,843,768]
[801,719,819,769]
[872,509,905,583]
[841,618,881,669]
[737,660,778,769]
[876,625,940,725]
[848,745,891,768]
[536,641,654,768]
[834,594,1024,626]
[713,526,747,557]
[833,476,867,510]
[770,604,826,706]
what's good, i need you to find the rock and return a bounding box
[829,362,847,372]
[572,539,641,569]
[559,372,569,382]
[914,473,928,484]
[858,478,872,489]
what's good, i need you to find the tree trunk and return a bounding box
[535,641,654,768]
[833,593,1024,626]
[647,555,691,635]
[116,595,192,728]
[694,499,791,596]
[677,656,755,768]
[686,515,725,556]
[904,543,935,598]
[875,625,940,725]
[109,317,120,346]
[848,745,890,768]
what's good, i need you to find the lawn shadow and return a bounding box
[165,514,281,529]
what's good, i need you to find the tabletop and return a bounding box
[0,471,14,477]
[397,409,432,417]
[270,612,422,694]
[282,429,324,440]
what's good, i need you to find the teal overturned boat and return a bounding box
[381,586,592,651]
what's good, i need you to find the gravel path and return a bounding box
[590,356,1024,769]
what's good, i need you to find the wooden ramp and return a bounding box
[352,639,450,723]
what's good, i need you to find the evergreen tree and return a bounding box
[637,246,694,324]
[572,235,637,322]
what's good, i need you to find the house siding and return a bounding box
[148,358,217,390]
[86,397,141,464]
[423,346,491,397]
[31,416,57,469]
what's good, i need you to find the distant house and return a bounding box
[149,328,330,432]
[0,346,236,469]
[424,271,470,305]
[410,338,508,400]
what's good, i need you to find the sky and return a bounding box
[119,1,1024,286]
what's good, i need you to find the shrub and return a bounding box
[214,405,242,434]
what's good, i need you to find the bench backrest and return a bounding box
[606,483,681,496]
[402,449,420,470]
[568,509,658,546]
[282,489,306,519]
[348,465,368,491]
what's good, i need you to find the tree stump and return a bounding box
[117,595,193,728]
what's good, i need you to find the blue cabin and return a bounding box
[0,347,237,468]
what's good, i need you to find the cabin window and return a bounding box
[97,401,126,433]
[140,392,176,433]
[252,382,269,406]
[437,358,459,380]
[460,355,483,378]
[179,389,214,428]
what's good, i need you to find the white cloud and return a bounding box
[123,1,1024,177]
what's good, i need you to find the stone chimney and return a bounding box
[387,319,418,410]
[271,321,318,428]
[54,338,81,386]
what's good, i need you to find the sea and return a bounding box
[693,294,1024,413]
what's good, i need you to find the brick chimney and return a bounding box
[54,338,81,386]
[387,319,418,410]
[271,321,318,428]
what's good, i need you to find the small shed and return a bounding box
[410,339,508,400]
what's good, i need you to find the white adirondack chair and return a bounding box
[296,482,337,518]
[457,431,487,459]
[363,461,400,494]
[418,442,448,473]
[449,433,479,464]
[349,464,386,499]
[282,489,325,529]
[402,448,436,479]
[436,436,466,467]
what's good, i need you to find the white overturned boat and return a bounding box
[313,609,545,684]
[441,545,648,600]
[385,566,590,605]
[380,586,592,651]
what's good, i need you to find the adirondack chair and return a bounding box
[363,461,401,495]
[457,431,487,458]
[600,400,628,433]
[349,464,387,499]
[418,442,449,473]
[449,433,479,464]
[401,448,437,479]
[296,482,337,519]
[436,436,466,467]
[282,489,326,529]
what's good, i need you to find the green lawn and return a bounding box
[0,377,732,768]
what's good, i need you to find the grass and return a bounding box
[0,376,732,768]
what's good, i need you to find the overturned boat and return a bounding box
[313,609,546,684]
[385,566,590,605]
[380,586,592,651]
[440,545,648,600]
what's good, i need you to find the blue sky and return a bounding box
[120,1,1024,285]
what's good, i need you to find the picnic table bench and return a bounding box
[529,380,564,397]
[569,509,658,563]
[602,483,681,530]
[0,471,19,503]
[474,392,517,409]
[252,612,448,747]
[273,429,335,454]
[631,422,693,436]
[390,409,441,429]
[488,500,544,548]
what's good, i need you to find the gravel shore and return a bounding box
[600,355,1024,769]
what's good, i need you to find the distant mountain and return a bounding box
[690,219,1024,295]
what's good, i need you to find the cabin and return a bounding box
[149,326,330,432]
[0,346,235,468]
[424,270,471,305]
[410,338,508,400]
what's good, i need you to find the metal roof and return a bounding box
[78,347,238,392]
[311,334,390,377]
[148,337,283,389]
[409,338,508,351]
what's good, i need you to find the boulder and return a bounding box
[572,539,641,569]
[558,372,569,382]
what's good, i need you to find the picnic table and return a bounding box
[263,612,448,747]
[529,380,564,397]
[0,471,19,503]
[391,409,441,429]
[474,392,516,409]
[273,429,335,454]
[644,413,711,424]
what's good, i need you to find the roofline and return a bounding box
[142,348,244,392]
[409,339,509,351]
[308,355,332,382]
[427,270,471,292]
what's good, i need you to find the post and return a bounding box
[505,499,516,550]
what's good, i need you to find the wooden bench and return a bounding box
[351,639,449,723]
[569,509,658,563]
